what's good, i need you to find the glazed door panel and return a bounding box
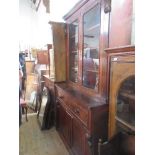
[108,54,135,138]
[82,4,101,90]
[69,20,79,83]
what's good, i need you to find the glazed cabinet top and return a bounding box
[64,0,134,96]
[64,0,110,96]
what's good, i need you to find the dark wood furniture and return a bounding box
[40,0,134,155]
[98,132,135,155]
[55,83,108,155]
[54,0,111,155]
[56,0,111,155]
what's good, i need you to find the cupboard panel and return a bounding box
[109,0,133,47]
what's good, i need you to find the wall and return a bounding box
[19,0,52,51]
[19,0,79,51]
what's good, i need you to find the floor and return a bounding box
[19,113,69,155]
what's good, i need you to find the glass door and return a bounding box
[69,20,79,83]
[116,76,135,134]
[82,4,100,90]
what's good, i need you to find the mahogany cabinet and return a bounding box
[55,83,108,155]
[56,0,110,155]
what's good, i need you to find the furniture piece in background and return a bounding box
[20,98,28,122]
[37,50,49,66]
[24,73,38,111]
[37,86,54,130]
[20,73,38,121]
[36,21,67,130]
[25,60,35,75]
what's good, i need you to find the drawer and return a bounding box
[69,102,88,127]
[56,87,88,127]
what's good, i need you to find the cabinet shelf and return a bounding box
[115,116,135,131]
[71,67,78,71]
[71,34,78,38]
[84,47,99,51]
[70,50,78,54]
[84,69,98,73]
[86,23,100,32]
[120,92,135,100]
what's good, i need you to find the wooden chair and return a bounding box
[20,98,28,121]
[20,74,38,121]
[98,132,135,155]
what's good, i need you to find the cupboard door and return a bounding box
[82,4,101,90]
[72,117,85,155]
[49,22,66,82]
[109,54,135,138]
[69,20,79,83]
[57,101,72,146]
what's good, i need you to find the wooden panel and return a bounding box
[58,102,72,146]
[57,88,89,127]
[109,0,133,47]
[49,22,67,82]
[72,116,85,155]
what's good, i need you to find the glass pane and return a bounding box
[116,76,135,129]
[82,4,100,90]
[69,20,79,82]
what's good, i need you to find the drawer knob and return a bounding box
[59,96,64,99]
[75,109,80,114]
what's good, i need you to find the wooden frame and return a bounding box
[64,0,110,96]
[105,45,135,139]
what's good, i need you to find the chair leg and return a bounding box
[25,106,28,121]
